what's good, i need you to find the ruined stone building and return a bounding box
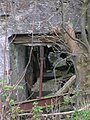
[0,0,82,101]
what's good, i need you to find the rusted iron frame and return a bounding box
[16,95,63,112]
[39,46,44,98]
[16,92,90,112]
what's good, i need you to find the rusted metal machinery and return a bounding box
[39,46,44,98]
[16,95,63,112]
[15,46,63,112]
[10,34,66,112]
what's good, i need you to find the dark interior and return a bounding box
[25,45,75,98]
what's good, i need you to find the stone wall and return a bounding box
[0,0,82,100]
[0,0,81,34]
[12,0,81,33]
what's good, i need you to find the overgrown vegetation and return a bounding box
[0,0,90,119]
[32,102,43,120]
[0,80,23,119]
[71,109,90,120]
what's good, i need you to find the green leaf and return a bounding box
[9,99,15,105]
[33,102,38,105]
[3,92,8,97]
[11,114,16,119]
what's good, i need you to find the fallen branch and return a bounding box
[55,75,76,96]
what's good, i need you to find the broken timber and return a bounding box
[55,75,76,96]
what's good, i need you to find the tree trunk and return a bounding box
[64,24,90,106]
[81,0,90,57]
[87,2,90,43]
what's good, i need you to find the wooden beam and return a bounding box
[55,75,76,96]
[9,34,61,44]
